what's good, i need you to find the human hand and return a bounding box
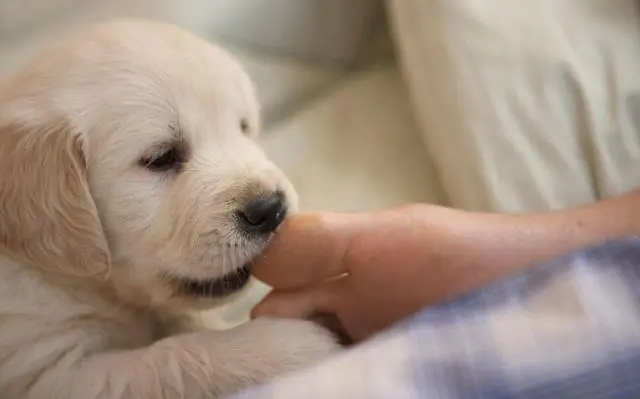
[251,205,515,343]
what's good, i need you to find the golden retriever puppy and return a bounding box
[0,19,338,398]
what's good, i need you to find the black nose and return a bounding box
[237,191,287,235]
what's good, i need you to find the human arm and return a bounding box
[237,236,640,398]
[251,190,640,341]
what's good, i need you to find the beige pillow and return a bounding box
[387,0,640,212]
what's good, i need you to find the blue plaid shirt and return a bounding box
[230,237,640,398]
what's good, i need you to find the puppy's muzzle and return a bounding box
[173,190,288,299]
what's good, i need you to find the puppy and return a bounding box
[0,19,337,398]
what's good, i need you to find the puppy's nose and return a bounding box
[237,191,287,235]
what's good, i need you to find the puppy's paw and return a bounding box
[265,316,339,365]
[235,317,339,379]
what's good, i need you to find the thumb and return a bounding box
[252,212,358,290]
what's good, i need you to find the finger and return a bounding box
[251,276,348,320]
[252,212,359,290]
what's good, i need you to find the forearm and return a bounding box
[487,190,640,268]
[435,190,640,295]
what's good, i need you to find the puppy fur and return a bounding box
[0,19,337,398]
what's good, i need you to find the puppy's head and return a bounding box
[0,19,297,309]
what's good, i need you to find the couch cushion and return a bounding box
[388,0,640,212]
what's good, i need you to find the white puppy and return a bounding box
[0,19,338,398]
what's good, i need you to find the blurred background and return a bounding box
[2,0,640,325]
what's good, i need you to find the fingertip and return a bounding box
[249,291,272,318]
[250,289,321,320]
[249,305,263,319]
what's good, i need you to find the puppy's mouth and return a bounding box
[173,263,252,298]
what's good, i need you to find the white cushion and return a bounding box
[264,66,443,212]
[388,0,640,211]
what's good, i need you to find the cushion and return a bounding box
[388,0,640,212]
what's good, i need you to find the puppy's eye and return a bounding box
[240,118,250,135]
[140,147,182,172]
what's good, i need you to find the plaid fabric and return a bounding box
[230,236,640,398]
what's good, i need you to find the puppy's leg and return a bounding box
[28,318,338,399]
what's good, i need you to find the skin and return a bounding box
[251,190,640,343]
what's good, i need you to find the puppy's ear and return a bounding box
[0,120,110,277]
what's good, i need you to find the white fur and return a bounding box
[0,19,338,398]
